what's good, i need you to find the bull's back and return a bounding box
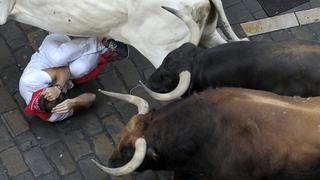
[194,41,320,96]
[200,88,320,179]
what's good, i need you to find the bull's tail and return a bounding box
[161,6,201,45]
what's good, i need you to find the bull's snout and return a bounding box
[108,157,126,168]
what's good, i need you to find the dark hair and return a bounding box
[39,93,68,112]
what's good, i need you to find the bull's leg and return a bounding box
[210,0,240,41]
[200,29,227,47]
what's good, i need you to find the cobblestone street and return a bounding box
[0,0,320,179]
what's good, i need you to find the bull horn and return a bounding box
[162,6,200,45]
[92,137,147,176]
[98,89,149,115]
[140,71,191,101]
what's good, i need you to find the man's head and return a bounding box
[39,93,67,113]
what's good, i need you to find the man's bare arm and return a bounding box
[51,93,96,113]
[43,66,70,101]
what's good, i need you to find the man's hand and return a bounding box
[51,99,75,114]
[43,86,61,101]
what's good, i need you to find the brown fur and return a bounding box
[110,88,320,180]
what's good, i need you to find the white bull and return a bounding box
[0,0,241,68]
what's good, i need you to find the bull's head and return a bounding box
[0,0,15,25]
[140,43,198,101]
[92,90,160,176]
[138,6,203,101]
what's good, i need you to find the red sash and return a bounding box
[72,51,113,84]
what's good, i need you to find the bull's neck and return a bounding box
[143,96,216,169]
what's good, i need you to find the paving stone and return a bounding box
[55,118,81,134]
[14,131,38,152]
[0,37,15,69]
[296,7,320,25]
[0,91,16,114]
[135,170,157,180]
[282,2,312,14]
[0,21,28,50]
[0,124,14,152]
[14,92,28,114]
[61,130,92,160]
[242,0,263,13]
[24,147,53,177]
[307,22,320,38]
[14,45,34,71]
[92,133,114,164]
[289,25,318,40]
[55,120,76,133]
[0,172,9,180]
[241,13,299,36]
[225,3,255,24]
[270,29,292,41]
[0,147,28,177]
[78,156,109,180]
[221,0,241,8]
[230,24,247,39]
[63,172,83,180]
[12,171,35,180]
[77,111,103,136]
[37,172,60,180]
[27,30,48,51]
[102,115,125,142]
[101,59,114,74]
[98,69,127,94]
[113,101,137,123]
[128,46,154,72]
[93,92,116,119]
[1,109,29,137]
[29,119,60,148]
[252,9,268,20]
[44,142,76,176]
[77,80,102,93]
[249,33,273,41]
[113,60,141,89]
[311,0,320,8]
[0,65,22,94]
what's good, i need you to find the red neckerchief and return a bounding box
[72,50,113,84]
[24,88,51,121]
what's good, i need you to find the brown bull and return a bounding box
[92,88,320,180]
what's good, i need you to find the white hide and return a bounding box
[1,0,239,68]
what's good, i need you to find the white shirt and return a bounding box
[19,34,106,121]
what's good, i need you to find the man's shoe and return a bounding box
[105,39,129,58]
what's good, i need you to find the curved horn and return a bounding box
[140,71,191,101]
[98,89,149,115]
[162,6,200,45]
[92,137,147,176]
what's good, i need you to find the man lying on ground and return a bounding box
[19,33,128,122]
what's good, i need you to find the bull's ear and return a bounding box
[147,148,160,161]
